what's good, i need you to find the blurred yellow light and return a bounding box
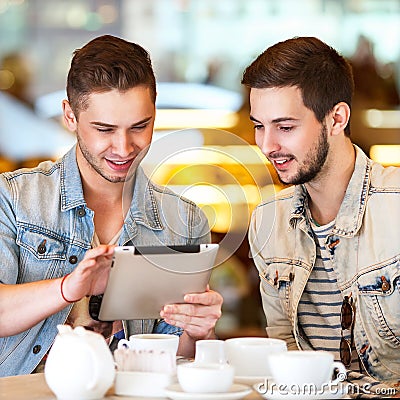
[202,203,232,233]
[363,109,400,129]
[176,185,233,232]
[242,184,262,206]
[222,145,267,164]
[165,183,280,233]
[370,145,400,166]
[183,184,229,205]
[0,70,15,90]
[164,148,226,165]
[149,145,269,166]
[155,109,239,129]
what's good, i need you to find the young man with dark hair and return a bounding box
[0,35,222,376]
[243,37,399,391]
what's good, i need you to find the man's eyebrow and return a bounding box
[90,116,153,127]
[271,117,298,123]
[249,116,299,124]
[249,115,261,123]
[130,116,153,126]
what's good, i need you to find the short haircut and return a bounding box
[66,35,156,116]
[242,37,354,136]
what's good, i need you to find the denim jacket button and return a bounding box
[69,255,78,264]
[32,345,41,354]
[381,276,390,292]
[77,207,86,217]
[37,240,46,254]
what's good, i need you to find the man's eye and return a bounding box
[132,124,147,131]
[97,128,112,132]
[280,126,293,132]
[254,124,263,130]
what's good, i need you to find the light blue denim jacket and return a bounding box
[249,145,400,383]
[0,145,210,376]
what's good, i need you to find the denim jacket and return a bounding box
[0,145,210,376]
[249,145,400,383]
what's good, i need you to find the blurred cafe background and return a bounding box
[1,0,399,338]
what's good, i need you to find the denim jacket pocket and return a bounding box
[357,258,400,348]
[16,226,68,283]
[260,260,295,318]
[17,225,67,261]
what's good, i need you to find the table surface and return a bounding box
[0,373,262,400]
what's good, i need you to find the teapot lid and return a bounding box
[57,324,73,335]
[56,324,105,341]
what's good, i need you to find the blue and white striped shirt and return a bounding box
[298,219,349,362]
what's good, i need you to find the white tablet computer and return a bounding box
[95,243,219,321]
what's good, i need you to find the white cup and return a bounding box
[114,371,174,397]
[268,350,347,390]
[225,337,287,377]
[117,333,179,355]
[195,340,227,364]
[177,362,234,393]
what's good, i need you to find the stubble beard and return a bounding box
[77,136,133,184]
[278,123,329,186]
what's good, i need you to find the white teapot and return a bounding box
[45,325,115,400]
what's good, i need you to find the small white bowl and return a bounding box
[114,370,175,397]
[177,362,234,393]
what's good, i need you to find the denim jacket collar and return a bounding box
[60,145,86,211]
[60,145,163,231]
[289,145,370,237]
[127,166,164,231]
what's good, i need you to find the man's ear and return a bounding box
[330,102,350,136]
[62,100,77,131]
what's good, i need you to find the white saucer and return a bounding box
[165,383,252,400]
[254,383,347,400]
[234,375,271,386]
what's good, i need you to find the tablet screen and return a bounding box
[133,244,201,254]
[94,243,219,321]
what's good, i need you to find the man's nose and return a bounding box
[257,129,280,157]
[112,132,134,156]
